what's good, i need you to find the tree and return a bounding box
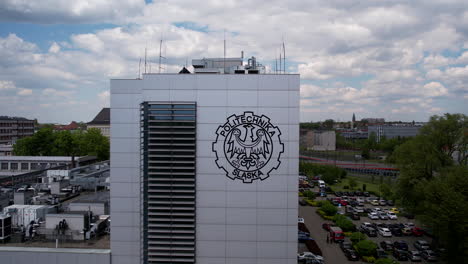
[348,178,357,190]
[321,201,337,216]
[349,232,366,244]
[303,190,316,200]
[323,119,335,129]
[354,240,377,257]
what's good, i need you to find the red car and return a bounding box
[339,200,348,206]
[322,223,334,231]
[412,227,424,236]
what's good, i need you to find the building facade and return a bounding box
[368,125,421,142]
[87,108,110,137]
[111,59,299,264]
[300,129,336,151]
[0,116,35,145]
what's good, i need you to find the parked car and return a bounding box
[414,240,430,251]
[357,198,365,206]
[378,212,389,220]
[354,206,364,213]
[347,212,360,220]
[322,223,333,231]
[412,227,424,236]
[421,250,437,262]
[330,226,345,243]
[364,227,377,237]
[409,250,422,262]
[379,199,387,206]
[402,227,413,236]
[393,241,409,251]
[344,249,359,261]
[386,200,395,206]
[387,212,397,220]
[355,191,363,196]
[298,252,324,262]
[378,227,392,237]
[299,199,307,206]
[371,200,380,206]
[389,226,403,236]
[368,212,379,220]
[380,240,393,251]
[335,191,343,197]
[363,192,370,197]
[340,241,353,252]
[389,208,400,214]
[375,249,388,259]
[393,249,409,261]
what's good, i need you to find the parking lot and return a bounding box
[298,191,445,263]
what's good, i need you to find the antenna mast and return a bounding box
[158,39,163,73]
[223,30,226,74]
[138,58,141,79]
[279,50,282,74]
[283,40,286,73]
[144,47,147,74]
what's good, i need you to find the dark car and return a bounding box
[335,191,343,197]
[364,227,377,237]
[393,241,409,251]
[344,249,359,261]
[299,199,307,206]
[340,241,353,252]
[414,240,430,251]
[380,240,393,251]
[375,249,388,259]
[421,250,437,262]
[347,212,360,220]
[355,191,363,196]
[390,227,403,236]
[393,249,409,261]
[363,192,370,197]
[386,200,395,206]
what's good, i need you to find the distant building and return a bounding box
[368,125,421,142]
[54,121,81,131]
[0,144,13,156]
[0,116,35,145]
[300,129,336,151]
[338,129,368,140]
[361,118,385,124]
[87,108,110,137]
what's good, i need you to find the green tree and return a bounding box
[349,232,366,244]
[380,183,393,200]
[354,240,377,257]
[303,190,316,200]
[348,177,357,190]
[321,201,337,216]
[323,119,335,129]
[335,217,355,232]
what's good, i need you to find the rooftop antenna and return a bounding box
[275,51,277,73]
[144,47,147,74]
[223,29,226,73]
[279,48,282,74]
[158,39,162,73]
[282,39,286,73]
[138,58,141,79]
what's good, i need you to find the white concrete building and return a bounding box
[110,57,299,264]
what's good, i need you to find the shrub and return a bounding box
[375,258,398,264]
[349,232,367,244]
[343,185,349,189]
[362,256,376,263]
[298,192,303,197]
[355,240,378,257]
[336,218,356,232]
[305,199,319,207]
[303,190,316,200]
[320,201,338,216]
[316,209,334,220]
[344,232,353,237]
[332,214,347,223]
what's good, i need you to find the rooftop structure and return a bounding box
[87,108,110,137]
[192,56,266,74]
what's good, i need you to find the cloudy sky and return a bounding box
[0,0,467,124]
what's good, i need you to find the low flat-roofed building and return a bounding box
[0,116,35,145]
[0,156,97,175]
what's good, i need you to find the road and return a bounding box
[299,204,355,264]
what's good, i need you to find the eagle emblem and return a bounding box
[212,112,284,183]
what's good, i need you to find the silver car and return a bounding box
[409,250,422,262]
[378,212,389,220]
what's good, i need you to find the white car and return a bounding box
[371,200,380,206]
[354,206,364,213]
[368,212,379,220]
[378,227,392,237]
[297,252,324,262]
[387,212,398,220]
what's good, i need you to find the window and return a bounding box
[21,163,29,170]
[0,163,8,170]
[10,163,18,170]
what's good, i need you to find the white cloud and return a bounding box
[423,82,449,97]
[48,42,60,53]
[17,88,33,96]
[0,80,15,90]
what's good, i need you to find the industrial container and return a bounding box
[3,205,52,227]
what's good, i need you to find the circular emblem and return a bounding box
[212,111,284,183]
